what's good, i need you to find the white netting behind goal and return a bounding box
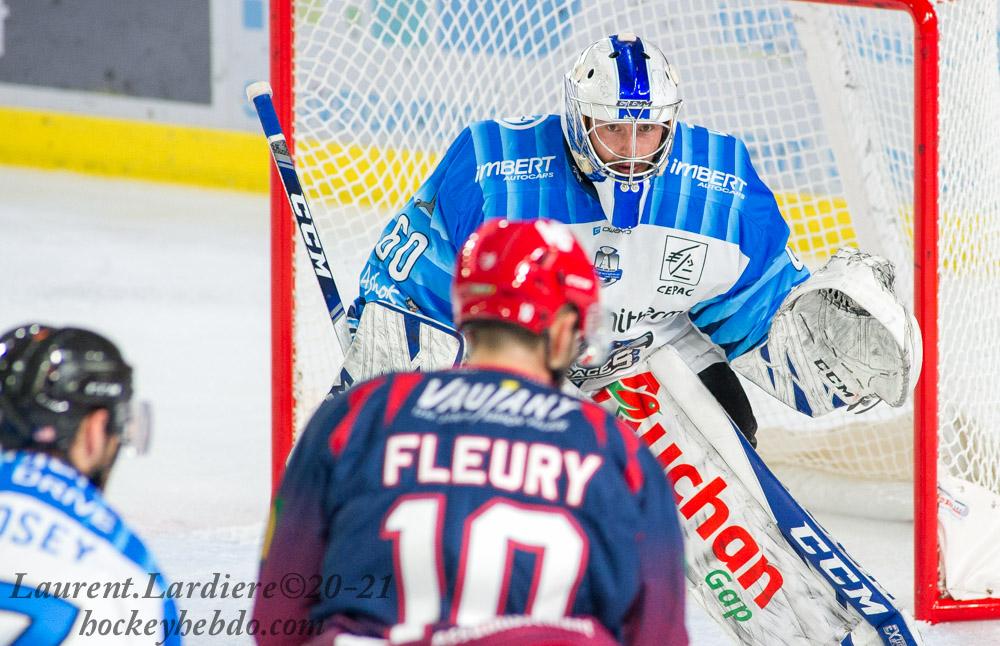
[285,0,1000,519]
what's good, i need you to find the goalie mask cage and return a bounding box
[270,0,1000,623]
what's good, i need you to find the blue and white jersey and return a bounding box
[0,451,180,645]
[353,115,809,381]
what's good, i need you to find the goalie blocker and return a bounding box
[594,345,922,645]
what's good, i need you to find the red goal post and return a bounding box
[269,0,1000,623]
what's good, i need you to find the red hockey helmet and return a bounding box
[453,219,604,361]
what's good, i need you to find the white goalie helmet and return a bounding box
[562,33,682,184]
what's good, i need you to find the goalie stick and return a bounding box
[246,81,352,354]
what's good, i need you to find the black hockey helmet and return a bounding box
[0,323,143,453]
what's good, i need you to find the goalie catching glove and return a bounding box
[733,248,921,417]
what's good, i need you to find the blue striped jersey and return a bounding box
[352,114,809,378]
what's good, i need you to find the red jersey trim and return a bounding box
[329,378,386,456]
[385,373,424,426]
[614,418,645,494]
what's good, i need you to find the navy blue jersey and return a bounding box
[254,368,687,645]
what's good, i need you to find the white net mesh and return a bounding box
[285,0,1000,521]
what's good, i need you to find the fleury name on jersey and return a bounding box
[383,432,604,507]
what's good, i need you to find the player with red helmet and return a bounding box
[254,219,687,645]
[452,218,607,385]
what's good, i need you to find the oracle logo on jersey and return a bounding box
[475,156,556,182]
[668,159,747,199]
[413,376,580,432]
[602,373,785,611]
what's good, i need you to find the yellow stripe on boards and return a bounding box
[19,107,986,274]
[0,107,268,192]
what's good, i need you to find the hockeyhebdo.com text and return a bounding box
[9,570,393,644]
[78,609,322,645]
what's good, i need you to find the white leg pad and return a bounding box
[594,345,922,645]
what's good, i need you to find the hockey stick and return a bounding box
[246,81,352,353]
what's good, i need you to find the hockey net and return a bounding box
[271,0,1000,621]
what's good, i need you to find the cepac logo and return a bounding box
[594,246,623,286]
[660,236,707,286]
[475,156,556,182]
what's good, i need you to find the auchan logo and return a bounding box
[596,372,784,609]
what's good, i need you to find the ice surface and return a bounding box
[1,165,995,644]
